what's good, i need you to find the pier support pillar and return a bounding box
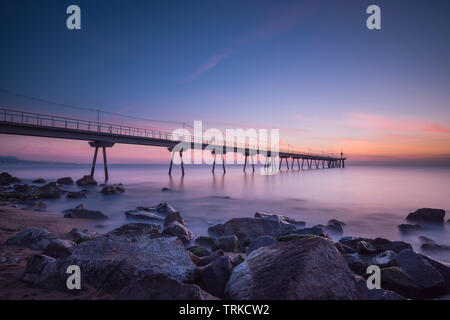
[90,147,98,177]
[180,151,185,176]
[251,156,255,173]
[212,153,216,174]
[244,155,248,172]
[301,158,304,170]
[169,151,174,175]
[291,158,294,170]
[89,141,114,181]
[102,147,109,180]
[222,154,226,174]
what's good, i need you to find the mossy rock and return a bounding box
[187,246,212,257]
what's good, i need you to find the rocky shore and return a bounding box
[0,171,449,300]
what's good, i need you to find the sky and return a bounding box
[0,0,449,164]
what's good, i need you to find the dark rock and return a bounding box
[153,202,179,214]
[36,182,65,199]
[208,217,297,242]
[247,236,278,255]
[0,172,20,185]
[187,246,212,257]
[56,177,73,185]
[198,256,233,298]
[161,187,171,192]
[101,184,125,195]
[32,178,46,184]
[419,236,435,244]
[125,208,164,221]
[196,250,225,267]
[225,237,362,299]
[6,228,56,250]
[341,237,413,254]
[164,211,186,227]
[67,190,88,199]
[355,275,406,300]
[232,255,245,267]
[13,184,33,193]
[76,175,97,186]
[22,224,197,292]
[43,239,76,258]
[276,234,305,242]
[392,249,445,298]
[398,223,425,234]
[117,273,217,300]
[326,219,345,235]
[70,228,98,243]
[213,235,238,252]
[343,254,368,276]
[254,212,306,227]
[195,236,215,248]
[339,236,371,251]
[162,221,194,243]
[419,255,450,293]
[22,255,58,285]
[370,250,396,268]
[380,267,420,298]
[64,204,108,219]
[421,243,450,253]
[357,241,378,254]
[406,208,446,225]
[291,225,328,238]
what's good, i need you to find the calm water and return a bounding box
[2,163,450,262]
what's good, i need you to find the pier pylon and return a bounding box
[88,141,115,181]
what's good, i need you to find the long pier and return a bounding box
[0,108,346,179]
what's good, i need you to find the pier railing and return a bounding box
[0,108,340,159]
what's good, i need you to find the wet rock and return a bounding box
[370,250,396,268]
[76,175,97,186]
[392,249,445,299]
[64,204,108,219]
[43,239,76,258]
[22,224,197,292]
[406,208,446,225]
[398,223,425,234]
[22,255,58,285]
[164,211,186,227]
[101,184,125,195]
[154,202,179,214]
[56,177,73,185]
[225,237,362,299]
[291,225,328,238]
[421,243,450,253]
[67,190,88,199]
[276,234,305,242]
[161,187,171,192]
[208,217,296,241]
[357,241,378,254]
[419,255,450,294]
[247,236,278,255]
[70,228,98,243]
[371,238,413,253]
[343,253,368,276]
[195,236,215,248]
[0,172,20,185]
[355,275,406,300]
[32,178,46,184]
[117,273,217,300]
[36,182,65,199]
[326,219,345,235]
[162,221,194,243]
[198,256,233,298]
[6,228,56,250]
[212,235,238,252]
[13,184,33,193]
[380,267,420,298]
[254,212,306,227]
[187,246,212,257]
[196,250,225,267]
[125,208,164,221]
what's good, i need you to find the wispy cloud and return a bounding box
[186,50,233,81]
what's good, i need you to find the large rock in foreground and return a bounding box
[225,237,362,299]
[22,223,197,292]
[63,204,108,219]
[406,208,446,224]
[6,228,56,250]
[0,172,20,185]
[76,175,97,186]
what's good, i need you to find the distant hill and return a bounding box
[0,156,77,165]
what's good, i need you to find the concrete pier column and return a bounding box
[212,153,216,174]
[179,151,185,176]
[222,154,226,174]
[102,147,109,181]
[90,147,99,177]
[244,155,248,172]
[89,141,114,180]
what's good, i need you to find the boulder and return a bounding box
[125,208,164,221]
[76,175,97,186]
[326,219,345,235]
[196,250,225,267]
[36,182,65,199]
[22,223,197,292]
[64,204,108,220]
[357,241,378,254]
[70,228,98,243]
[101,184,125,195]
[225,237,362,299]
[340,237,412,254]
[254,212,306,227]
[290,225,328,238]
[247,236,278,255]
[187,246,212,257]
[161,187,171,192]
[370,250,396,268]
[392,249,446,298]
[195,236,215,248]
[162,221,194,243]
[32,178,46,184]
[276,234,305,242]
[419,255,450,293]
[380,267,420,298]
[406,208,446,224]
[117,273,217,300]
[13,184,33,193]
[213,235,238,252]
[208,217,296,241]
[6,228,56,250]
[0,172,20,185]
[56,177,74,185]
[67,190,88,199]
[398,224,425,234]
[164,211,186,227]
[198,256,233,298]
[355,275,406,300]
[43,239,76,258]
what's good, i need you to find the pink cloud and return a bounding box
[187,50,233,81]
